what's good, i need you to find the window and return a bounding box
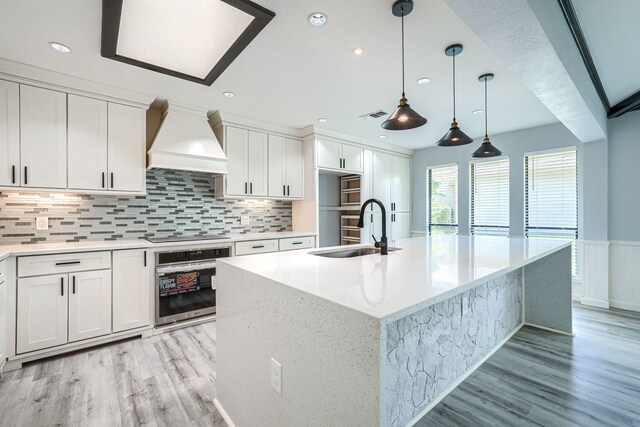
[428,165,458,234]
[470,158,510,236]
[525,149,578,274]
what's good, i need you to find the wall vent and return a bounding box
[359,110,387,120]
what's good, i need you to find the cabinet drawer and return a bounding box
[0,259,5,284]
[18,251,111,277]
[279,236,315,251]
[235,240,279,256]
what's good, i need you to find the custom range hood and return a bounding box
[147,103,227,174]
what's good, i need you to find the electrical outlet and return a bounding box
[36,217,49,231]
[241,215,250,226]
[462,296,469,316]
[270,357,282,395]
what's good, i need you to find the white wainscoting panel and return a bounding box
[609,241,640,312]
[581,240,610,309]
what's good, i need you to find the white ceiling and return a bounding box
[572,0,640,106]
[0,0,558,149]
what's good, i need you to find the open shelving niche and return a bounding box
[318,173,363,247]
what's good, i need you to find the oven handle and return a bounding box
[156,261,217,275]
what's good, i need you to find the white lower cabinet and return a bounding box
[0,262,7,366]
[371,212,411,243]
[68,270,112,342]
[112,249,150,333]
[17,274,68,354]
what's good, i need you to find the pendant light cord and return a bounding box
[401,7,405,97]
[484,78,488,138]
[452,52,456,120]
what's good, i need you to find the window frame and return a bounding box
[469,156,510,237]
[426,163,459,235]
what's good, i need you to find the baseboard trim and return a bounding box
[581,297,610,309]
[572,293,583,302]
[406,321,524,426]
[411,230,426,237]
[214,399,236,427]
[609,300,640,312]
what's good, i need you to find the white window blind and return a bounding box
[525,149,578,274]
[428,165,458,234]
[470,159,510,236]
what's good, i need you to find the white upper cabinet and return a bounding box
[20,85,67,189]
[112,249,150,333]
[222,126,272,198]
[268,135,303,198]
[372,151,411,213]
[0,80,20,187]
[317,138,363,173]
[68,95,109,191]
[107,103,146,193]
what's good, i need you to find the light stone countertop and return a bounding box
[0,231,316,261]
[218,234,571,322]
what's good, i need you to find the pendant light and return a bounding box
[381,0,427,131]
[437,44,473,146]
[472,73,502,157]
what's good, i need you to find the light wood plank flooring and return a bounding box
[0,304,639,426]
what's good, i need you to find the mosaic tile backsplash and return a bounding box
[0,169,292,245]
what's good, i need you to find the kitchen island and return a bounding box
[214,235,572,427]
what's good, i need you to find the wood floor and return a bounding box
[0,304,638,427]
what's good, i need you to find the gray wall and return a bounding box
[608,110,640,241]
[411,122,608,240]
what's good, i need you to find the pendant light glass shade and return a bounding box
[471,73,502,158]
[438,44,473,146]
[382,0,427,131]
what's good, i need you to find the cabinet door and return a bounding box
[68,270,112,342]
[392,156,411,212]
[285,138,303,198]
[267,134,286,197]
[112,249,150,333]
[225,126,248,196]
[392,212,411,241]
[372,152,393,210]
[107,103,145,192]
[371,212,392,243]
[20,85,67,188]
[0,282,6,363]
[342,144,363,173]
[0,80,20,187]
[317,138,341,170]
[68,95,108,191]
[247,130,268,196]
[17,274,68,353]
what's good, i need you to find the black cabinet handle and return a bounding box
[24,166,27,185]
[60,277,64,296]
[102,172,105,188]
[72,275,76,294]
[11,165,15,184]
[283,185,286,196]
[250,182,253,194]
[245,182,248,194]
[110,172,114,188]
[292,242,303,245]
[55,261,81,266]
[287,185,290,196]
[144,251,147,267]
[252,245,265,249]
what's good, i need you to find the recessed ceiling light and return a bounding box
[223,91,235,98]
[308,12,327,27]
[49,42,72,53]
[378,135,387,139]
[318,118,328,123]
[473,109,484,115]
[417,77,431,85]
[352,47,365,56]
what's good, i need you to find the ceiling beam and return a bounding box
[608,89,640,118]
[557,0,610,112]
[443,0,607,142]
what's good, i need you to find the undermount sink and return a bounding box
[311,247,401,258]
